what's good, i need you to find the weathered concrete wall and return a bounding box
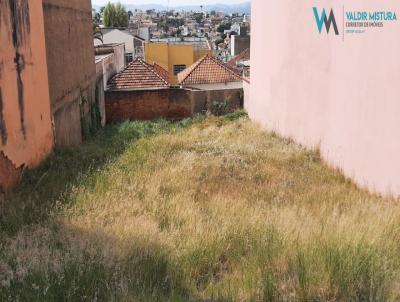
[201,88,243,113]
[95,44,125,127]
[243,80,251,113]
[248,0,400,196]
[43,0,98,147]
[231,35,250,56]
[0,0,54,190]
[95,44,125,91]
[105,88,243,123]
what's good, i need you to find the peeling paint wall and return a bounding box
[0,0,54,190]
[42,0,98,147]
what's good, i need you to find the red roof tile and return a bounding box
[153,63,170,83]
[178,54,242,86]
[108,58,170,90]
[227,48,250,67]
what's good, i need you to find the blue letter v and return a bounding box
[313,7,326,33]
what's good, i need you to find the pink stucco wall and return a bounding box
[247,0,400,196]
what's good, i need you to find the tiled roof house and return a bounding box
[228,48,251,83]
[108,58,170,90]
[178,54,243,90]
[227,48,250,67]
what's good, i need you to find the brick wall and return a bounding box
[106,89,192,123]
[105,88,243,123]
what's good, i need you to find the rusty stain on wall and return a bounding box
[0,89,7,145]
[8,0,31,138]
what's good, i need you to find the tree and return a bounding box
[215,37,224,47]
[193,13,203,24]
[229,31,238,37]
[103,2,129,28]
[217,22,232,33]
[93,27,103,43]
[92,8,102,42]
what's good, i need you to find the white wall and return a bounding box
[188,82,243,91]
[94,29,134,53]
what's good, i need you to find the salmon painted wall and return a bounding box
[0,0,54,189]
[247,0,400,196]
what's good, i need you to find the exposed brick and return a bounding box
[0,152,22,192]
[105,88,244,123]
[105,89,192,123]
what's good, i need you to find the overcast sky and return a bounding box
[92,0,247,6]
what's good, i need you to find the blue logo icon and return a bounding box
[313,7,340,35]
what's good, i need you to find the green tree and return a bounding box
[217,22,232,33]
[103,2,128,28]
[193,13,203,24]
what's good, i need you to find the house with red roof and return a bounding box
[108,58,170,91]
[178,54,243,91]
[105,56,244,123]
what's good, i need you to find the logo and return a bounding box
[313,7,340,35]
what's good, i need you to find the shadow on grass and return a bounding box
[0,223,190,302]
[0,118,204,236]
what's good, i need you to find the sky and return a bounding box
[92,0,247,6]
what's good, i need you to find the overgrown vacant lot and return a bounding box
[1,113,400,301]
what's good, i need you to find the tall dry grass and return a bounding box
[1,113,400,301]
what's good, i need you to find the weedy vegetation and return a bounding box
[1,112,400,301]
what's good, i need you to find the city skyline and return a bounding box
[92,0,248,7]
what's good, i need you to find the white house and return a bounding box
[94,29,135,64]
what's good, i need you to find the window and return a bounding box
[173,64,186,75]
[125,53,133,65]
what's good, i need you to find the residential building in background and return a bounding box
[230,26,250,57]
[107,58,170,91]
[95,29,135,64]
[178,54,243,90]
[228,48,250,78]
[145,37,213,85]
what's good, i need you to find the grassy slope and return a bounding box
[1,113,400,301]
